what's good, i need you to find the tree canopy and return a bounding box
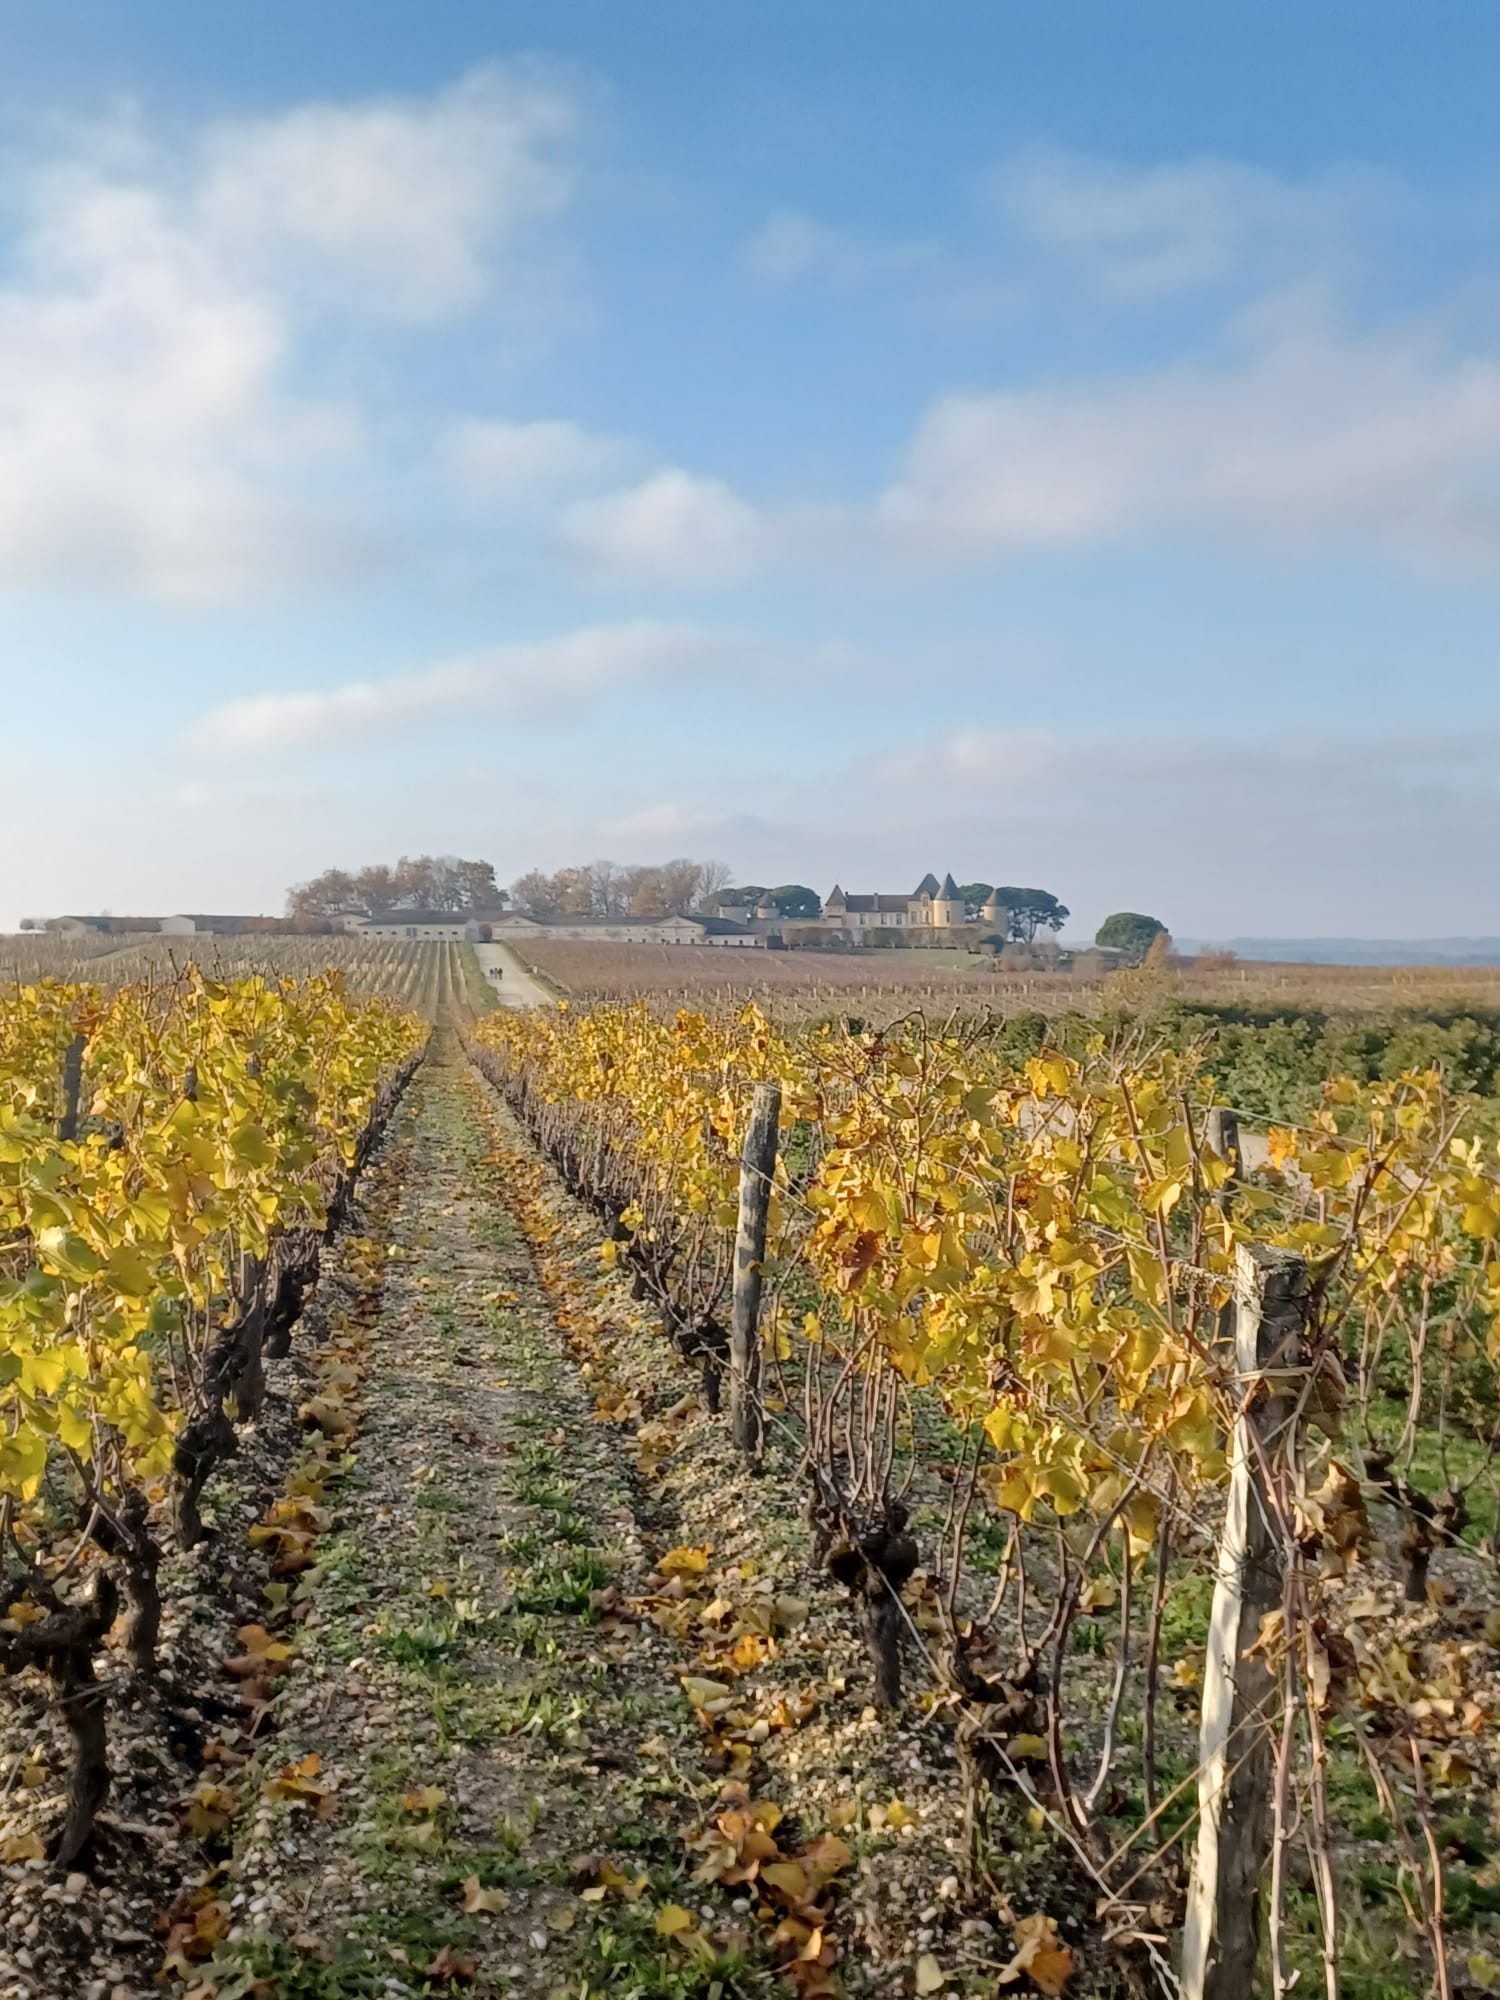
[1095,911,1169,962]
[768,885,822,918]
[508,859,735,921]
[991,887,1070,942]
[287,856,501,926]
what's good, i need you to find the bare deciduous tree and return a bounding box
[506,857,735,923]
[287,856,504,925]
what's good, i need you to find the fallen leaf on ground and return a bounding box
[1001,1912,1074,1994]
[461,1876,509,1916]
[424,1944,477,1982]
[680,1675,733,1708]
[660,1545,712,1575]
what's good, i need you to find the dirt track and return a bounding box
[473,942,554,1009]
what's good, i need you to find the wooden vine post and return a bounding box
[1203,1106,1241,1195]
[1182,1242,1309,2000]
[57,1032,85,1142]
[1204,1106,1243,1357]
[729,1080,781,1464]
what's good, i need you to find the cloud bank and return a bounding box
[0,66,579,601]
[562,469,765,585]
[990,148,1386,297]
[570,300,1500,587]
[182,621,742,753]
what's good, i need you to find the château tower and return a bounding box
[931,872,963,928]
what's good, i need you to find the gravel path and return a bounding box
[471,944,554,1010]
[192,1023,739,1999]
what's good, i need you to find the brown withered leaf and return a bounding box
[460,1875,510,1916]
[423,1944,477,1983]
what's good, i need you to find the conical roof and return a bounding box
[913,872,940,897]
[939,873,961,900]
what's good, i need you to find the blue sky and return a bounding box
[3,1,1499,938]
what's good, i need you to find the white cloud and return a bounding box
[742,209,837,285]
[872,730,1069,791]
[543,299,1500,586]
[744,152,1384,306]
[443,417,630,499]
[608,801,770,843]
[562,469,763,585]
[741,206,934,288]
[992,149,1385,298]
[0,170,364,601]
[876,301,1500,571]
[182,621,741,752]
[0,67,580,601]
[199,65,577,323]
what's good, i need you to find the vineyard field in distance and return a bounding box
[0,933,496,1022]
[521,935,1500,1020]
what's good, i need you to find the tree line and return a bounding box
[287,855,501,925]
[283,855,1166,957]
[287,855,744,925]
[508,859,735,920]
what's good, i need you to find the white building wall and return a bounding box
[358,920,469,939]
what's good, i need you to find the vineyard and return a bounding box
[3,964,1500,2000]
[1,936,490,1022]
[466,999,1500,1999]
[521,939,1500,1024]
[516,943,1015,1017]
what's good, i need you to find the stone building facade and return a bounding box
[820,874,1009,937]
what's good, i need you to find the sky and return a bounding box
[2,1,1499,940]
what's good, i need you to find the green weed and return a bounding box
[375,1616,467,1671]
[513,1549,611,1617]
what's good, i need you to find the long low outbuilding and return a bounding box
[30,913,263,937]
[344,911,769,947]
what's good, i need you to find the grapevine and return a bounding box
[474,997,1500,1989]
[0,966,422,1863]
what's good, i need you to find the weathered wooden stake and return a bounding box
[1182,1242,1308,2000]
[729,1081,781,1464]
[1205,1106,1244,1359]
[57,1033,85,1142]
[1203,1106,1241,1196]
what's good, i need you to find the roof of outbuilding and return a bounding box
[60,916,162,931]
[508,914,705,930]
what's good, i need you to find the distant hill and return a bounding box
[1178,938,1500,967]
